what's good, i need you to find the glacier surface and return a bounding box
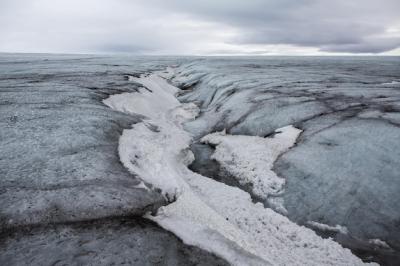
[0,54,227,265]
[1,54,399,265]
[105,70,374,265]
[173,57,400,265]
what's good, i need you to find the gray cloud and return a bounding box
[320,37,400,53]
[0,0,399,54]
[147,0,400,53]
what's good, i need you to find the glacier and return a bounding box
[104,69,373,265]
[1,54,399,265]
[0,54,228,265]
[172,57,400,265]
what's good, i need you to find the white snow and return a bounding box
[134,181,150,191]
[104,69,375,266]
[201,126,302,213]
[307,221,349,235]
[380,80,400,85]
[368,239,391,249]
[104,68,199,198]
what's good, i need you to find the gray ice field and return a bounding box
[1,54,399,265]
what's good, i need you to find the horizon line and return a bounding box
[1,51,400,57]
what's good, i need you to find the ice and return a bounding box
[0,217,229,266]
[307,221,349,235]
[2,54,399,265]
[276,118,400,250]
[0,54,175,228]
[171,57,400,264]
[107,70,373,265]
[229,100,327,136]
[368,239,392,250]
[106,71,199,198]
[201,125,302,213]
[380,80,400,85]
[103,70,181,120]
[0,54,227,265]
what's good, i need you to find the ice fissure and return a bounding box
[103,68,374,266]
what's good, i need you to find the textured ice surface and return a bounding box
[0,54,175,227]
[0,217,228,266]
[2,54,399,265]
[173,56,400,265]
[108,71,372,265]
[0,54,226,265]
[277,118,400,248]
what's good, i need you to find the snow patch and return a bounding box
[307,221,349,235]
[133,181,150,191]
[368,239,391,249]
[201,125,302,213]
[103,70,180,121]
[380,80,400,85]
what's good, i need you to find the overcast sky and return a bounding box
[1,0,400,55]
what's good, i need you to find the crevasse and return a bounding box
[103,68,375,266]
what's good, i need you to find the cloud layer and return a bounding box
[1,0,399,54]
